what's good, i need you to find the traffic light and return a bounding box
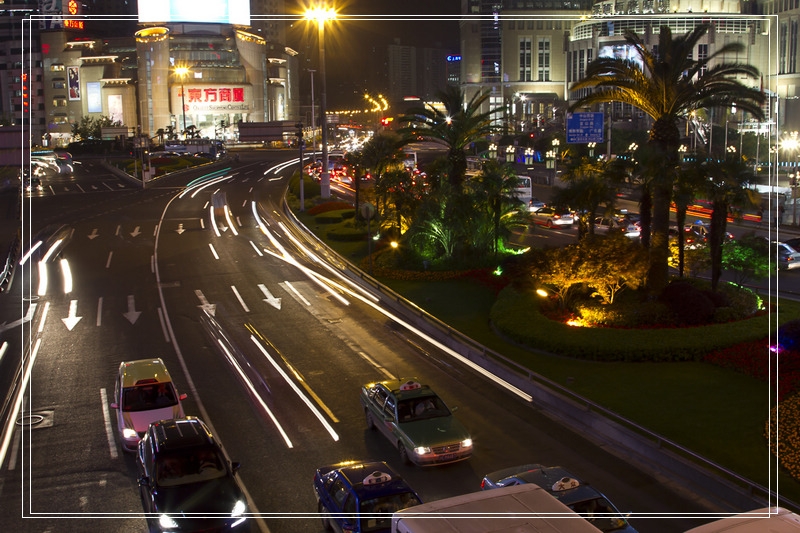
[295,122,304,139]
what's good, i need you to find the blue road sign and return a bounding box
[567,112,605,143]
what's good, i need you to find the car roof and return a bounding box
[149,417,215,452]
[119,358,173,388]
[372,379,436,401]
[328,461,416,500]
[489,465,606,507]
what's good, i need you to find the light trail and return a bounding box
[60,258,72,294]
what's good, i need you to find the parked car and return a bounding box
[136,417,248,532]
[775,241,800,271]
[110,358,187,452]
[593,217,640,239]
[360,379,472,466]
[313,460,421,533]
[481,464,638,533]
[530,206,575,227]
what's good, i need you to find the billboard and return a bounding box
[68,66,80,100]
[87,82,102,113]
[138,0,250,25]
[172,85,252,114]
[108,95,124,124]
[598,44,644,71]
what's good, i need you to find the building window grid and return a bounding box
[791,19,798,75]
[519,38,532,81]
[538,37,550,81]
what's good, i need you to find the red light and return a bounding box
[68,0,78,15]
[42,43,50,54]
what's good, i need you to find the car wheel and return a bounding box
[365,410,375,430]
[547,219,555,228]
[319,501,333,531]
[398,443,412,466]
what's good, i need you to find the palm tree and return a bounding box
[375,168,424,237]
[400,86,503,188]
[569,24,765,292]
[471,160,523,257]
[343,150,364,217]
[702,156,759,291]
[360,131,406,182]
[553,158,621,239]
[673,155,710,277]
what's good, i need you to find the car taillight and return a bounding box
[480,479,486,489]
[553,214,560,219]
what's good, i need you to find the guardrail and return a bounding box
[283,201,799,514]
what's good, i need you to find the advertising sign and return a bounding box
[138,0,250,26]
[172,85,252,114]
[87,82,102,113]
[68,66,80,100]
[108,94,124,124]
[566,112,604,143]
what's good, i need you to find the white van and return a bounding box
[391,483,603,533]
[683,507,800,532]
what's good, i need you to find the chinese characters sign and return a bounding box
[566,112,604,144]
[173,85,251,113]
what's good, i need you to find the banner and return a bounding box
[68,66,80,101]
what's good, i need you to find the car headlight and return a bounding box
[414,446,431,456]
[159,514,179,529]
[461,438,473,448]
[231,500,246,517]
[122,428,138,440]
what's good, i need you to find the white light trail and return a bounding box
[210,204,220,237]
[60,258,72,294]
[0,338,41,470]
[41,238,63,262]
[224,206,239,236]
[19,240,42,265]
[217,339,293,448]
[37,261,48,296]
[250,336,339,441]
[38,302,49,333]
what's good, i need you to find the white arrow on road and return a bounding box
[0,303,37,334]
[122,295,141,324]
[130,226,141,238]
[258,284,282,310]
[87,228,99,240]
[61,300,82,331]
[195,289,216,316]
[176,223,185,235]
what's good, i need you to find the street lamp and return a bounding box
[174,66,189,140]
[305,5,337,199]
[552,138,560,184]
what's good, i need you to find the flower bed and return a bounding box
[766,392,800,481]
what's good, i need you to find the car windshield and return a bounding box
[397,395,450,422]
[121,383,178,412]
[359,491,421,532]
[156,447,227,487]
[568,497,629,532]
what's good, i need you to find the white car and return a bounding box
[531,206,574,227]
[110,358,187,452]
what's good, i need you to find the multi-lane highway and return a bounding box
[0,151,765,532]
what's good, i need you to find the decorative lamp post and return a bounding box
[552,138,560,184]
[305,6,337,199]
[175,66,189,140]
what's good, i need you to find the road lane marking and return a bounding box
[100,388,119,459]
[231,285,250,312]
[357,351,395,380]
[280,281,310,306]
[105,251,113,269]
[157,308,170,342]
[61,299,82,330]
[258,284,282,310]
[96,297,103,326]
[249,240,263,257]
[208,243,220,260]
[76,184,85,193]
[195,290,217,316]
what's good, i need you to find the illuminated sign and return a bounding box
[68,0,78,15]
[22,74,28,110]
[64,19,84,29]
[446,55,462,62]
[87,82,102,113]
[172,85,252,113]
[138,0,250,26]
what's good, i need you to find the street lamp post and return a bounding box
[175,66,189,140]
[306,6,336,199]
[308,69,317,165]
[551,138,560,185]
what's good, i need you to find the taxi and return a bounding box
[109,358,187,452]
[360,379,472,466]
[313,460,421,533]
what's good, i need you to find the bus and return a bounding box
[683,507,800,532]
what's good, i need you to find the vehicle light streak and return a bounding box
[210,205,220,237]
[189,175,233,199]
[250,335,339,441]
[19,240,42,265]
[60,258,72,294]
[184,167,231,189]
[261,247,350,306]
[224,206,239,236]
[0,338,41,470]
[38,301,49,333]
[217,339,293,448]
[41,238,63,262]
[0,341,7,362]
[37,261,48,296]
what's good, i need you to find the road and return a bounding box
[0,151,764,532]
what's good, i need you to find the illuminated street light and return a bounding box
[305,5,337,199]
[174,66,189,139]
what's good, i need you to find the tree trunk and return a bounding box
[675,206,687,277]
[639,186,652,250]
[648,180,672,294]
[709,200,727,291]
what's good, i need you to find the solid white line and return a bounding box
[281,281,309,306]
[38,302,50,333]
[96,297,103,327]
[208,243,220,260]
[99,388,118,459]
[157,308,170,342]
[105,251,113,269]
[231,285,250,312]
[250,336,339,441]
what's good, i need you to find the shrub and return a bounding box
[717,283,761,318]
[327,226,367,241]
[308,201,353,216]
[779,319,800,352]
[315,209,355,224]
[659,281,715,325]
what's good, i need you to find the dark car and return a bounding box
[314,460,421,533]
[136,417,249,532]
[481,464,637,533]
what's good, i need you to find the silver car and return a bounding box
[531,206,574,227]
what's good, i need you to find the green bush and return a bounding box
[328,226,367,241]
[315,209,355,224]
[660,281,715,325]
[490,286,774,362]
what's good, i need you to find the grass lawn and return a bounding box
[291,206,800,505]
